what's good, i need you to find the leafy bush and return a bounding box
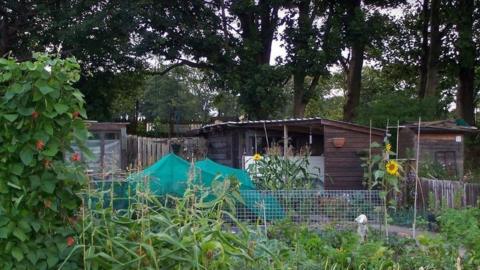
[0,54,89,269]
[438,208,480,267]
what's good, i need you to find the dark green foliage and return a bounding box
[0,54,89,269]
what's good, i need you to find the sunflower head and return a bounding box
[385,143,392,152]
[385,160,399,176]
[253,153,262,161]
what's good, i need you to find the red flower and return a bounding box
[72,111,80,119]
[36,140,45,151]
[66,236,75,247]
[70,153,81,162]
[31,111,39,119]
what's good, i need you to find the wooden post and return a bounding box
[283,125,288,157]
[413,117,421,239]
[395,120,400,160]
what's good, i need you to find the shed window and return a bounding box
[435,151,457,177]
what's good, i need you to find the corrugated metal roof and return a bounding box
[201,117,323,129]
[198,117,385,134]
[405,119,478,133]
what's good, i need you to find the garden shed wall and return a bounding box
[323,125,384,190]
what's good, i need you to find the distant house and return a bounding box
[398,119,478,179]
[195,118,385,190]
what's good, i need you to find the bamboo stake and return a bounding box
[413,117,421,239]
[369,120,372,189]
[396,120,400,160]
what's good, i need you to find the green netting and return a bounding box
[124,153,284,220]
[195,158,256,190]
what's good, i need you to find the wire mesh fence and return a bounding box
[237,190,383,225]
[86,178,384,226]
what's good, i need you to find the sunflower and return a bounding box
[385,160,399,176]
[385,143,392,152]
[253,153,262,161]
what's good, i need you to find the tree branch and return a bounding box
[148,59,214,75]
[308,73,321,93]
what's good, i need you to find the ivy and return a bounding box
[0,54,89,269]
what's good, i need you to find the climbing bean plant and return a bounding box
[0,54,89,269]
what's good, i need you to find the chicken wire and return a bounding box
[86,177,383,226]
[236,190,383,225]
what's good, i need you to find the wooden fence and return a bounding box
[417,178,480,209]
[126,135,207,168]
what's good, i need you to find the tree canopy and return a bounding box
[1,0,479,127]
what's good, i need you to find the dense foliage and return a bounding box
[0,54,89,269]
[65,180,480,269]
[2,1,478,123]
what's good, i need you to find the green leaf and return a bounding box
[41,180,56,194]
[39,85,55,95]
[11,247,24,262]
[72,91,84,101]
[1,72,12,81]
[18,107,35,116]
[46,254,59,268]
[30,221,41,233]
[13,227,28,242]
[26,251,38,264]
[10,164,23,176]
[44,122,53,135]
[3,114,18,122]
[20,146,34,165]
[374,170,385,180]
[43,140,59,157]
[53,103,69,114]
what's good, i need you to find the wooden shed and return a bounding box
[398,120,478,179]
[195,118,385,190]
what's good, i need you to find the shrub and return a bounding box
[0,54,89,269]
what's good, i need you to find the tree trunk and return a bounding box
[455,0,475,125]
[292,0,312,118]
[418,0,430,99]
[343,0,364,122]
[0,17,9,56]
[424,0,440,98]
[343,42,365,122]
[293,71,307,117]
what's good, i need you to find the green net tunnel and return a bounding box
[125,154,284,220]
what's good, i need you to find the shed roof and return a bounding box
[86,121,129,131]
[405,119,478,134]
[197,117,385,135]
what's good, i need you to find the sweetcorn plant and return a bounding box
[71,178,280,270]
[248,152,318,190]
[0,54,89,269]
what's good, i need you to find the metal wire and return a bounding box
[236,190,383,225]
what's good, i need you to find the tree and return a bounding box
[455,0,476,125]
[142,73,209,135]
[342,0,366,122]
[283,0,341,117]
[135,0,288,119]
[1,1,141,120]
[424,0,441,98]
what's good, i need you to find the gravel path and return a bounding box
[370,224,436,237]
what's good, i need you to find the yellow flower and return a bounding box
[385,143,392,152]
[253,153,262,161]
[385,160,399,176]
